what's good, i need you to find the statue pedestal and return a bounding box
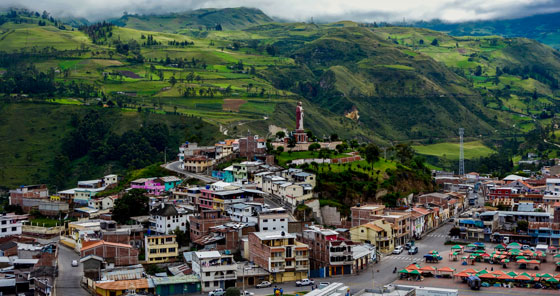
[294,130,308,143]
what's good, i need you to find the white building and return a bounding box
[149,203,188,234]
[192,251,237,292]
[258,209,289,232]
[0,213,27,237]
[544,178,560,202]
[104,174,118,186]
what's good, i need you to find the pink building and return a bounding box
[130,178,165,195]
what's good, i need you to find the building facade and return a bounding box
[248,231,309,283]
[144,235,179,263]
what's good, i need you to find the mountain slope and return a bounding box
[415,12,560,50]
[113,7,273,32]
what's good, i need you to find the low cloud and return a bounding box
[2,0,560,22]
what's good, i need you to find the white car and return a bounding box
[242,291,254,296]
[318,282,330,289]
[296,278,315,286]
[71,260,78,267]
[393,246,404,254]
[256,281,272,288]
[209,288,225,296]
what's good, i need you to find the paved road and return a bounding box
[56,244,88,296]
[165,161,219,183]
[244,223,454,296]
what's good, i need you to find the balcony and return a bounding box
[270,257,285,262]
[295,265,309,271]
[214,274,237,280]
[202,264,238,272]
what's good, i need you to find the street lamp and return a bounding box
[242,262,252,294]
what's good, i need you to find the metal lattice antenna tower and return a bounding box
[459,128,465,176]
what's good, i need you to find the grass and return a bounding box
[29,218,62,227]
[412,141,495,160]
[276,151,350,166]
[318,158,398,181]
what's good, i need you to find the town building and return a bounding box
[0,213,27,237]
[9,184,49,210]
[300,226,354,277]
[80,240,139,266]
[528,222,560,246]
[144,234,179,263]
[350,204,385,227]
[258,209,289,232]
[248,231,309,283]
[192,251,237,292]
[149,203,188,235]
[350,220,395,253]
[190,210,231,241]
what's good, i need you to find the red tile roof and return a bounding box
[81,240,134,252]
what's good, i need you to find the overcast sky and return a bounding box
[2,0,560,22]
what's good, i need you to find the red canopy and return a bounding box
[479,273,496,279]
[420,266,436,272]
[514,275,532,281]
[438,267,455,273]
[497,274,513,280]
[454,272,470,277]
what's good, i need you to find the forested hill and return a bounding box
[112,7,273,32]
[414,12,560,50]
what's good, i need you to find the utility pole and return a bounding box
[459,128,465,176]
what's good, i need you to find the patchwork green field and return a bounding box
[412,141,496,160]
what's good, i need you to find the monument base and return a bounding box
[294,131,308,143]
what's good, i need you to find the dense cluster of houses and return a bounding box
[0,233,58,296]
[434,166,560,247]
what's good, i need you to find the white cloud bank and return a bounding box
[2,0,560,22]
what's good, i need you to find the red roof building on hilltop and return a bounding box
[80,240,139,266]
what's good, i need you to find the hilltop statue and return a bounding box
[296,101,304,131]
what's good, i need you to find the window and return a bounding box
[1,228,5,233]
[263,219,268,222]
[206,272,210,276]
[168,248,176,253]
[1,221,5,225]
[150,249,157,254]
[11,227,16,231]
[205,282,210,287]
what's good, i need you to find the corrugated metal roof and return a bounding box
[151,274,199,285]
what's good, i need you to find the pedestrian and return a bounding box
[280,288,283,296]
[491,267,494,271]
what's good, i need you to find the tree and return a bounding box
[395,143,415,165]
[330,134,339,141]
[225,287,240,296]
[308,143,321,151]
[335,144,345,154]
[449,227,461,237]
[275,131,286,140]
[172,226,189,247]
[276,146,284,153]
[169,76,177,87]
[474,65,482,76]
[517,220,528,232]
[112,189,149,224]
[318,148,331,162]
[287,137,297,148]
[364,143,380,170]
[431,39,439,46]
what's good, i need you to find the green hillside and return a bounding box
[113,7,273,32]
[412,141,495,160]
[1,8,560,186]
[0,103,220,189]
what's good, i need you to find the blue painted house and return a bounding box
[152,274,201,295]
[212,166,235,183]
[157,176,183,191]
[528,222,560,246]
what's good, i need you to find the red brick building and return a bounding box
[9,184,49,211]
[248,231,309,283]
[189,210,230,241]
[350,204,385,227]
[300,226,355,276]
[80,240,139,266]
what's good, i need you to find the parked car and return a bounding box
[408,246,418,255]
[318,282,330,289]
[209,288,226,296]
[393,246,404,254]
[404,242,412,250]
[464,248,477,253]
[296,279,315,287]
[71,260,78,267]
[241,291,254,296]
[256,281,272,288]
